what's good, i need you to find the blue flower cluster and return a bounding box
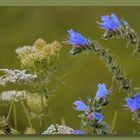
[96,13,139,52]
[74,100,103,122]
[97,13,128,31]
[73,83,112,134]
[73,83,110,123]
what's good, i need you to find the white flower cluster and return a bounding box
[42,124,74,134]
[1,90,26,102]
[0,69,37,86]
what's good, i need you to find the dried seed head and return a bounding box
[0,116,12,134]
[16,38,62,69]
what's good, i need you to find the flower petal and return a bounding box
[125,98,137,112]
[67,29,89,47]
[111,13,121,28]
[71,130,85,134]
[96,83,108,100]
[73,100,87,111]
[93,112,103,122]
[97,13,127,31]
[134,93,140,101]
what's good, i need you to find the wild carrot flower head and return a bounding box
[97,13,127,31]
[0,69,37,86]
[95,83,109,101]
[125,93,140,112]
[42,124,74,134]
[67,29,89,48]
[1,90,26,102]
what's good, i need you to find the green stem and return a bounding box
[13,102,17,130]
[111,111,118,132]
[21,101,33,129]
[41,95,45,110]
[70,41,136,97]
[6,100,14,120]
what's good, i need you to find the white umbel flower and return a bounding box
[0,69,37,86]
[42,124,74,134]
[1,90,26,102]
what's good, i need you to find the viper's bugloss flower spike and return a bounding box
[73,100,87,111]
[71,130,85,134]
[67,29,90,48]
[66,29,136,96]
[73,83,112,134]
[95,83,109,101]
[97,13,140,53]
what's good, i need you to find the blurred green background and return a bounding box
[0,7,140,134]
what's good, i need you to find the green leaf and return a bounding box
[111,110,118,132]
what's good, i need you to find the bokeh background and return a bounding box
[0,7,140,134]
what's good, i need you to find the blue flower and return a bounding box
[94,112,103,122]
[97,13,127,31]
[126,93,140,112]
[88,112,103,122]
[71,130,85,134]
[67,29,89,48]
[111,13,121,28]
[74,100,88,111]
[126,98,137,112]
[95,83,109,101]
[74,99,103,123]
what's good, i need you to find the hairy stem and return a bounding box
[70,41,136,97]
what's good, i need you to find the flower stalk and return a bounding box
[65,28,140,123]
[73,83,112,134]
[70,39,135,97]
